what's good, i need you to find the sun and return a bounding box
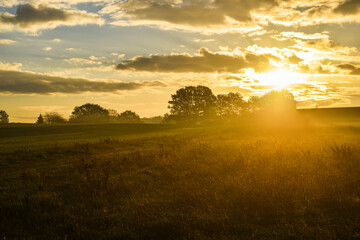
[254,69,305,89]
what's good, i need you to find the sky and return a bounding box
[0,0,360,122]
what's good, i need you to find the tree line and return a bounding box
[35,104,142,124]
[0,85,296,124]
[165,86,296,123]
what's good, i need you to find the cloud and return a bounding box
[111,53,126,58]
[232,43,360,76]
[194,38,215,43]
[108,0,360,31]
[119,0,278,24]
[213,85,253,94]
[288,54,303,64]
[116,47,277,73]
[115,43,357,76]
[89,56,100,60]
[2,1,359,34]
[337,63,360,75]
[110,0,278,32]
[0,4,104,33]
[43,47,52,51]
[268,1,360,26]
[0,1,17,7]
[272,31,357,55]
[0,61,22,71]
[64,57,101,65]
[0,39,17,45]
[334,0,360,15]
[272,31,329,41]
[1,0,110,8]
[0,70,166,94]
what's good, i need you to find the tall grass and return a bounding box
[0,124,359,239]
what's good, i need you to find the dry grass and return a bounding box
[0,124,359,239]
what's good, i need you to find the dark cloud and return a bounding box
[0,70,166,94]
[118,0,278,27]
[0,4,103,31]
[116,48,277,73]
[1,4,69,26]
[288,54,303,64]
[337,63,360,75]
[297,63,337,75]
[334,0,360,15]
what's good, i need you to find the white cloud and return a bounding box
[0,39,17,44]
[0,61,22,71]
[64,57,101,65]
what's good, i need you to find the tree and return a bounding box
[118,110,141,123]
[216,92,245,118]
[244,96,262,114]
[167,85,216,123]
[36,114,44,124]
[108,109,119,122]
[259,90,296,113]
[44,112,67,124]
[69,103,109,123]
[0,110,9,123]
[246,90,296,116]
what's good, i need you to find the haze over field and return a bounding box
[1,0,360,122]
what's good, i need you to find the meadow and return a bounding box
[0,122,359,239]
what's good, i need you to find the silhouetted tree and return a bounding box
[245,95,262,114]
[108,109,119,122]
[69,103,109,123]
[167,85,216,123]
[36,114,44,124]
[118,110,141,123]
[108,109,118,117]
[44,112,67,124]
[0,110,9,123]
[246,90,296,116]
[260,90,296,113]
[216,92,245,118]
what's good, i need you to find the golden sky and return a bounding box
[1,0,360,122]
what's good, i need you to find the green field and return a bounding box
[0,122,360,239]
[0,123,189,152]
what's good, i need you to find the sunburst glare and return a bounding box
[253,69,307,89]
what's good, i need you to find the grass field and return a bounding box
[0,123,188,152]
[0,122,360,239]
